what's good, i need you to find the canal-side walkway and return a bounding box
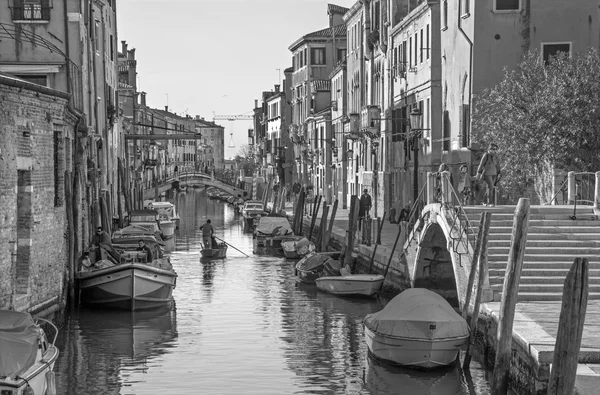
[299,202,600,395]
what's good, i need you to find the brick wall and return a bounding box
[0,77,74,310]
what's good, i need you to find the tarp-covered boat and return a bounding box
[282,237,315,259]
[295,253,340,284]
[364,288,469,369]
[0,310,59,395]
[253,217,300,254]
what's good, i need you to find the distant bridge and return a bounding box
[142,172,250,200]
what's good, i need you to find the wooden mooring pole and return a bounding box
[322,199,338,252]
[368,211,386,274]
[491,198,530,395]
[463,211,492,370]
[462,213,486,320]
[547,257,589,395]
[342,196,358,267]
[316,204,329,252]
[308,195,322,242]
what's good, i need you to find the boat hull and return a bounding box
[316,275,384,297]
[160,221,175,236]
[200,246,227,258]
[77,263,177,311]
[364,326,468,369]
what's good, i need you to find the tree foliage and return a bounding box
[472,49,600,203]
[234,144,256,176]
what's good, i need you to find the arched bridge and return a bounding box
[142,172,250,200]
[404,170,600,310]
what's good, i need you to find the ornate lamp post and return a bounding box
[409,107,424,203]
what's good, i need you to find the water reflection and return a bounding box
[54,188,492,394]
[55,305,177,395]
[366,356,464,395]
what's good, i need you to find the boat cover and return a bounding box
[255,217,292,236]
[296,253,330,271]
[0,310,39,377]
[364,288,469,340]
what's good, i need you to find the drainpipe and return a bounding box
[63,0,71,97]
[458,0,473,149]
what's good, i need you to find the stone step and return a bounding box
[488,246,600,255]
[488,253,600,261]
[487,240,600,248]
[469,233,600,241]
[490,283,600,293]
[489,268,600,277]
[463,206,594,214]
[470,226,600,234]
[463,213,597,221]
[473,219,600,227]
[489,275,600,285]
[489,262,600,270]
[496,292,600,302]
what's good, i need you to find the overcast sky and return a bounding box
[117,0,356,158]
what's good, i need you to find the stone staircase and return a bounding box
[462,205,600,301]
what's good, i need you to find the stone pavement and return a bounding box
[298,200,600,394]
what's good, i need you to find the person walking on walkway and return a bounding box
[200,219,214,249]
[358,188,372,230]
[458,164,473,205]
[476,143,501,207]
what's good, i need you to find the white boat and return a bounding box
[316,274,385,297]
[0,310,59,395]
[148,201,180,236]
[363,288,469,370]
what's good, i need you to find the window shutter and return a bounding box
[458,104,464,148]
[462,104,470,148]
[12,0,23,20]
[41,0,51,20]
[443,110,450,151]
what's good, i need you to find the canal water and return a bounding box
[54,188,494,394]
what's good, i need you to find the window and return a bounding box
[426,25,430,60]
[311,48,325,65]
[12,0,51,21]
[337,48,346,62]
[414,32,418,66]
[463,0,470,16]
[442,0,448,29]
[542,43,571,65]
[419,28,424,63]
[409,37,412,67]
[13,75,47,86]
[494,0,520,11]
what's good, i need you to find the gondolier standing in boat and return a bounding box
[200,219,214,249]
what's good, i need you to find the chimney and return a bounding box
[255,99,258,108]
[274,84,280,93]
[165,105,169,112]
[201,117,205,121]
[141,92,147,107]
[195,115,200,120]
[121,40,127,54]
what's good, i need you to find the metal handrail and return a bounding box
[405,183,428,248]
[34,317,59,345]
[442,172,476,265]
[549,178,568,205]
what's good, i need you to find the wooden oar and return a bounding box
[213,235,249,257]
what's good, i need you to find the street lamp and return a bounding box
[409,107,424,203]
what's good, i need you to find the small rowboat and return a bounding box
[200,243,228,259]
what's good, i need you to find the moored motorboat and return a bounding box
[77,237,177,311]
[148,201,180,235]
[253,216,298,254]
[316,273,385,297]
[282,237,315,259]
[363,288,469,370]
[295,253,340,284]
[0,310,59,395]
